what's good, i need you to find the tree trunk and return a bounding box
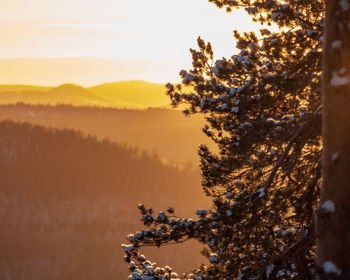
[318,0,350,278]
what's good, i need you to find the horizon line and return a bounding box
[0,79,169,88]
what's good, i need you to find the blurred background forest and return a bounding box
[0,81,211,279]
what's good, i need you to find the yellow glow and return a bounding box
[0,0,262,85]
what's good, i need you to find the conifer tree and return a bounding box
[317,0,350,278]
[123,1,325,279]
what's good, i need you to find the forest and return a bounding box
[0,120,208,279]
[0,103,213,164]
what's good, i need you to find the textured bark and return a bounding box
[318,0,350,278]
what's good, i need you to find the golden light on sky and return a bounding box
[1,0,261,85]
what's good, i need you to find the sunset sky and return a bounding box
[1,0,260,85]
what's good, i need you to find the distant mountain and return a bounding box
[0,103,214,164]
[49,83,92,96]
[47,83,113,106]
[0,80,171,108]
[88,80,170,108]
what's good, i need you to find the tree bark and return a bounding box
[318,0,350,278]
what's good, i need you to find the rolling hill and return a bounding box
[89,80,171,108]
[0,80,172,109]
[0,84,52,92]
[0,103,215,164]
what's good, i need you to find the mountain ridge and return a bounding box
[0,80,171,109]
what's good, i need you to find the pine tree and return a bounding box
[123,1,325,279]
[317,0,350,278]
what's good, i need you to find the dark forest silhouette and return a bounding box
[0,103,214,164]
[0,120,208,279]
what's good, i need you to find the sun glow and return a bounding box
[0,0,262,85]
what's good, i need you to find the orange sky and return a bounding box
[1,0,260,85]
